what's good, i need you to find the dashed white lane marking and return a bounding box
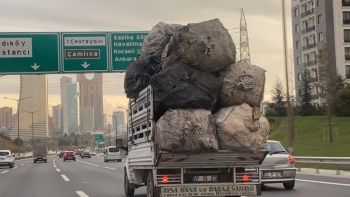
[103,167,116,170]
[296,179,350,187]
[61,174,70,181]
[26,162,29,164]
[76,191,89,197]
[1,170,9,174]
[77,160,99,167]
[56,168,61,172]
[54,165,57,168]
[21,164,24,166]
[13,167,18,169]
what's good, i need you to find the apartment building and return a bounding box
[291,0,350,106]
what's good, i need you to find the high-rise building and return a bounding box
[10,75,49,139]
[80,107,94,132]
[67,82,80,134]
[77,74,104,130]
[52,104,61,131]
[60,76,72,134]
[112,111,125,129]
[291,0,350,106]
[0,107,12,128]
[103,114,107,128]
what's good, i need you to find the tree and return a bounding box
[299,69,314,116]
[12,138,24,146]
[271,77,286,116]
[335,85,350,116]
[317,42,343,142]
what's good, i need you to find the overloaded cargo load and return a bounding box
[140,22,182,58]
[124,56,161,98]
[155,109,219,154]
[151,62,221,121]
[219,62,266,108]
[162,18,236,73]
[213,104,270,153]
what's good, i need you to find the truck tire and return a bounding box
[9,164,14,168]
[124,168,135,197]
[147,171,158,197]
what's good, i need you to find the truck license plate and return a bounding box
[264,172,282,177]
[192,175,218,182]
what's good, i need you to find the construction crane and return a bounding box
[239,8,251,64]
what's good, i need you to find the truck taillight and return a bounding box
[289,154,295,164]
[242,174,249,182]
[162,176,169,183]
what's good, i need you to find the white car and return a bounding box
[90,151,96,156]
[0,150,15,168]
[104,146,122,162]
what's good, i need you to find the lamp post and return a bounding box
[4,96,30,155]
[23,109,42,151]
[109,115,117,147]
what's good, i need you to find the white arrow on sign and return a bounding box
[31,63,40,70]
[81,62,90,69]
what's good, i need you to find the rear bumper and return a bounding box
[63,157,76,160]
[106,155,121,160]
[261,168,296,183]
[0,161,13,166]
[155,184,261,197]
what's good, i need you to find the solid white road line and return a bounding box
[0,170,9,174]
[296,179,350,187]
[103,167,116,170]
[56,168,61,172]
[76,191,89,197]
[61,174,70,181]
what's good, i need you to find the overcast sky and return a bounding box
[0,0,293,119]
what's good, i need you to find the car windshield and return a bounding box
[109,148,120,152]
[262,142,289,154]
[0,152,9,156]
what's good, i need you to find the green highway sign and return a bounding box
[0,33,60,74]
[62,32,108,73]
[110,32,148,71]
[94,134,104,142]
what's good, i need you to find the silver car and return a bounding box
[260,140,296,189]
[0,150,15,168]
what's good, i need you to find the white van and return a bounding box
[104,146,122,162]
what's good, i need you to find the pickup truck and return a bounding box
[119,86,268,197]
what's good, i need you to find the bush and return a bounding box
[265,109,278,117]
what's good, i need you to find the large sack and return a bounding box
[151,62,221,121]
[141,22,182,58]
[156,109,219,153]
[213,104,269,153]
[124,55,161,98]
[219,62,266,108]
[162,18,236,73]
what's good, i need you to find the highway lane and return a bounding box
[0,154,350,197]
[0,157,33,173]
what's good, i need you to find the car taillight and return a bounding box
[289,154,295,164]
[242,174,249,182]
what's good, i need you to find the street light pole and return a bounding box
[23,109,42,151]
[4,96,30,155]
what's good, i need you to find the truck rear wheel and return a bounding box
[124,168,135,197]
[147,171,158,197]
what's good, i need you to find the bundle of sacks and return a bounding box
[124,18,269,154]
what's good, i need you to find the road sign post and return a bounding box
[0,33,60,74]
[109,32,148,71]
[62,32,109,73]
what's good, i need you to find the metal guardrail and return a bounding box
[294,156,350,175]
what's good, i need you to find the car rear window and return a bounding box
[66,151,74,154]
[0,152,9,156]
[109,148,120,152]
[262,142,288,154]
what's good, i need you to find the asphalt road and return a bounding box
[0,155,349,197]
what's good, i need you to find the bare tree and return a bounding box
[317,42,340,142]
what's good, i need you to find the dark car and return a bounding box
[75,150,81,156]
[81,151,91,158]
[58,151,65,158]
[63,151,76,161]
